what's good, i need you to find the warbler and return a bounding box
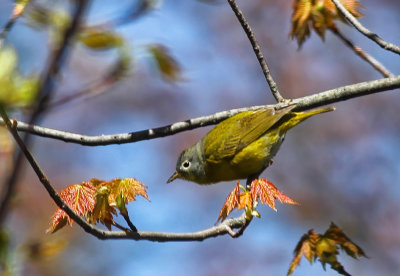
[167,105,334,184]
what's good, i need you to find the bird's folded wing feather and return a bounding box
[204,105,296,162]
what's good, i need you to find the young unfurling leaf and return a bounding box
[47,209,69,234]
[323,222,367,259]
[147,44,182,82]
[0,45,39,107]
[288,222,367,276]
[107,178,150,204]
[47,181,96,233]
[78,28,124,50]
[47,178,149,232]
[89,186,117,231]
[217,181,242,222]
[288,230,318,275]
[290,0,363,47]
[217,178,298,222]
[290,0,312,47]
[250,178,299,211]
[116,193,129,217]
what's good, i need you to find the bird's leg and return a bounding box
[246,158,275,189]
[246,173,260,190]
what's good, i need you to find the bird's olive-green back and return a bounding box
[203,105,296,162]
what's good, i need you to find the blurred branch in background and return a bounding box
[45,55,129,110]
[0,0,399,274]
[0,0,89,226]
[1,103,249,241]
[0,0,31,48]
[89,0,157,28]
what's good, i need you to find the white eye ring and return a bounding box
[182,160,190,168]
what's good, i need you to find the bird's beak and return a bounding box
[167,171,180,183]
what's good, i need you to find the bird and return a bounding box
[167,105,335,185]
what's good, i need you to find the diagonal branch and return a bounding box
[227,0,285,102]
[331,28,393,78]
[0,104,106,237]
[32,0,90,119]
[0,104,248,241]
[1,75,399,146]
[45,61,123,110]
[0,0,90,225]
[330,0,400,55]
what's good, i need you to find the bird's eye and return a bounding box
[182,160,190,168]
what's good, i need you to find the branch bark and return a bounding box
[0,104,248,241]
[330,0,400,55]
[0,0,90,225]
[1,0,399,243]
[331,28,393,78]
[227,0,284,102]
[2,75,399,146]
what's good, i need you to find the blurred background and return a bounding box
[1,0,400,275]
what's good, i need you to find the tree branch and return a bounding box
[227,0,285,102]
[45,60,123,110]
[0,104,248,241]
[331,28,393,78]
[32,0,90,119]
[121,213,138,232]
[231,216,252,238]
[0,0,89,225]
[1,0,399,243]
[2,75,399,146]
[330,0,400,55]
[0,104,106,237]
[291,75,400,109]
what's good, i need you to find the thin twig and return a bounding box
[0,0,89,225]
[32,0,90,119]
[2,75,399,146]
[232,217,252,238]
[227,0,285,102]
[331,28,393,78]
[112,220,131,232]
[0,0,32,223]
[330,0,400,55]
[223,224,237,237]
[122,214,138,232]
[45,62,123,110]
[89,0,154,29]
[0,104,105,236]
[1,104,248,241]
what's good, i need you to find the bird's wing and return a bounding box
[204,105,296,162]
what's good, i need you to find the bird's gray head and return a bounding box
[167,142,206,184]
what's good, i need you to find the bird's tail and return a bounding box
[276,106,335,134]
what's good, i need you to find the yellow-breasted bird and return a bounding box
[167,105,335,185]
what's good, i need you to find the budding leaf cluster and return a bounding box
[47,178,149,233]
